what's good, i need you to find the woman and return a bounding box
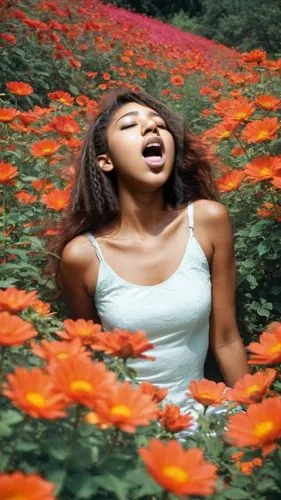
[55,87,248,421]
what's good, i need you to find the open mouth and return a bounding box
[142,143,166,168]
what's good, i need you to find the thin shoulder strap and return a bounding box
[187,202,194,233]
[86,233,104,262]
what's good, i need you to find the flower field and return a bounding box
[1,0,281,498]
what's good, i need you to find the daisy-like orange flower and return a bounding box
[0,471,56,500]
[30,338,90,364]
[225,397,281,454]
[41,189,71,211]
[16,190,37,204]
[31,299,53,316]
[94,381,158,432]
[0,107,18,122]
[227,369,276,404]
[247,322,281,365]
[231,451,262,475]
[48,90,74,105]
[91,328,155,360]
[0,287,38,313]
[0,161,18,184]
[30,139,62,158]
[49,115,80,136]
[31,179,54,192]
[170,75,184,86]
[139,381,168,403]
[255,94,280,111]
[215,170,245,192]
[271,175,281,189]
[224,99,256,123]
[242,49,267,65]
[158,404,193,433]
[49,356,116,408]
[244,155,281,183]
[56,318,102,345]
[139,439,217,496]
[187,379,227,407]
[204,121,237,142]
[242,117,279,143]
[0,312,37,346]
[3,367,68,419]
[6,81,34,96]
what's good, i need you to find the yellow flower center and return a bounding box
[256,130,269,140]
[26,392,46,407]
[163,465,188,483]
[111,404,132,417]
[254,420,274,437]
[269,342,281,354]
[77,328,91,336]
[221,131,231,139]
[227,181,236,188]
[70,380,93,392]
[56,352,69,360]
[246,384,260,395]
[260,167,272,176]
[236,112,247,120]
[43,147,52,153]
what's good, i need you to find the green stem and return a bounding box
[0,347,6,379]
[5,415,28,471]
[268,188,280,217]
[232,132,251,161]
[70,404,82,447]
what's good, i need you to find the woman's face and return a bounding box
[98,102,176,191]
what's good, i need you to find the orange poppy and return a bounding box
[3,367,69,419]
[0,287,38,313]
[242,117,279,143]
[48,90,74,105]
[255,94,280,111]
[225,397,281,454]
[30,139,62,158]
[158,404,193,433]
[0,471,55,499]
[48,356,116,408]
[94,381,158,432]
[227,369,276,404]
[15,190,37,204]
[31,338,90,364]
[244,156,281,183]
[0,161,18,184]
[187,379,227,406]
[56,318,102,345]
[215,170,245,192]
[139,381,168,403]
[49,115,80,135]
[242,49,267,65]
[41,189,71,211]
[170,75,184,86]
[247,322,281,365]
[0,107,18,122]
[91,328,155,360]
[139,439,217,496]
[0,311,37,346]
[6,81,34,96]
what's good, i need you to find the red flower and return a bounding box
[158,404,193,433]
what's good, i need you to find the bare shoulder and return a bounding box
[60,234,96,271]
[194,199,231,226]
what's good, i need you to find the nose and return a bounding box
[141,119,159,136]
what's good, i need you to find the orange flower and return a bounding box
[225,397,281,454]
[31,179,54,192]
[84,410,111,430]
[224,99,256,123]
[0,312,37,346]
[6,81,34,96]
[48,90,74,105]
[31,299,53,316]
[3,367,68,419]
[30,139,62,158]
[255,94,280,111]
[0,471,55,499]
[244,156,281,183]
[231,451,262,475]
[31,338,90,364]
[139,381,168,403]
[227,369,276,404]
[247,322,281,365]
[16,190,37,204]
[0,161,18,184]
[0,287,38,313]
[170,75,184,86]
[242,117,279,143]
[204,121,237,142]
[0,107,18,122]
[41,189,71,211]
[56,319,102,345]
[49,356,116,408]
[49,115,80,135]
[94,381,158,432]
[139,439,217,496]
[187,379,227,406]
[242,49,267,65]
[158,404,193,433]
[271,175,281,189]
[215,170,245,192]
[91,328,155,360]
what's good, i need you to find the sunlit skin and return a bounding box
[59,101,249,387]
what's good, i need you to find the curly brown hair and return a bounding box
[47,86,219,286]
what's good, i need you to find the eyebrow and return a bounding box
[114,110,163,125]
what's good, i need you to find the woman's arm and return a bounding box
[59,236,101,323]
[207,202,249,387]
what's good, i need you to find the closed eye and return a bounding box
[120,123,166,130]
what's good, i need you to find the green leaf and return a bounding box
[69,85,80,96]
[93,473,130,500]
[16,441,38,452]
[257,241,268,256]
[246,275,258,289]
[1,410,24,426]
[48,439,71,461]
[67,473,98,498]
[223,488,250,499]
[46,469,66,495]
[0,422,12,437]
[0,278,19,287]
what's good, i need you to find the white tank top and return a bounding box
[86,202,212,425]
